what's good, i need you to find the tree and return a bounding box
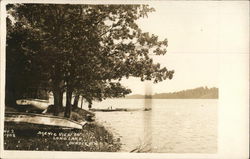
[6,4,174,117]
[5,13,48,107]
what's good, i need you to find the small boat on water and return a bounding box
[90,107,151,112]
[90,108,128,112]
[144,108,152,111]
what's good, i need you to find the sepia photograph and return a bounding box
[0,1,249,159]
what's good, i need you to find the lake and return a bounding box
[89,99,217,153]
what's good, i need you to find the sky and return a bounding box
[120,1,249,95]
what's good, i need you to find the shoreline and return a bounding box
[4,121,121,152]
[4,106,121,152]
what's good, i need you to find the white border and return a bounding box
[0,1,249,159]
[0,1,7,158]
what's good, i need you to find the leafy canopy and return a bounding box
[6,4,174,103]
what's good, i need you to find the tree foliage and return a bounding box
[6,4,174,117]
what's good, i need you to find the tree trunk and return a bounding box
[58,91,63,108]
[64,89,73,118]
[52,64,64,115]
[80,96,84,109]
[72,94,80,110]
[52,90,60,116]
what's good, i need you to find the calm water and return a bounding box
[89,99,217,153]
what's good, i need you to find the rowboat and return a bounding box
[16,99,50,111]
[5,112,84,129]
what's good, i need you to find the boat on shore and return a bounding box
[5,112,84,129]
[16,98,50,110]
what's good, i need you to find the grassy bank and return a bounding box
[4,121,121,152]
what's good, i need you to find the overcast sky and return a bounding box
[120,1,249,95]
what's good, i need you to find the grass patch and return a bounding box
[4,121,121,152]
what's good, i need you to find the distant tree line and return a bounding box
[126,87,218,99]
